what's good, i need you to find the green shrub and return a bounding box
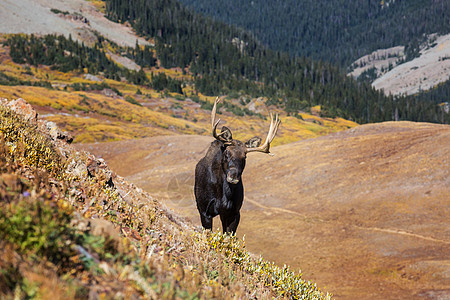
[125,95,142,106]
[0,197,74,262]
[0,106,63,176]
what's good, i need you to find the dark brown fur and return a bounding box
[194,138,252,233]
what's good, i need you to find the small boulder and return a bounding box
[46,121,74,144]
[86,156,114,187]
[7,98,38,124]
[84,74,101,82]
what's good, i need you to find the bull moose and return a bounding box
[194,97,281,233]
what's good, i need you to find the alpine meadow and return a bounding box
[0,0,449,299]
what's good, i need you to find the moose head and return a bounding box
[211,97,280,184]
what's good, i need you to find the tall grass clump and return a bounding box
[204,230,331,300]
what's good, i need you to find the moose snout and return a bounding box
[226,168,240,184]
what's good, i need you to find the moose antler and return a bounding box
[211,97,232,143]
[245,112,281,154]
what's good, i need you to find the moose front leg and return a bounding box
[200,213,213,230]
[220,212,240,234]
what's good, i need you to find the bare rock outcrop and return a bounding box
[2,98,38,124]
[46,121,74,144]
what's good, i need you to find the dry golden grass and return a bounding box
[84,0,106,13]
[45,114,172,143]
[150,67,193,81]
[0,85,206,142]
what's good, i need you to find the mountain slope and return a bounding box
[0,31,359,145]
[1,0,448,126]
[180,0,450,100]
[105,0,445,124]
[0,0,149,48]
[178,0,450,67]
[372,34,450,96]
[81,122,450,299]
[349,33,450,96]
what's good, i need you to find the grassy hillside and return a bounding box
[0,99,330,299]
[0,33,357,144]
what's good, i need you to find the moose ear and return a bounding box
[220,126,233,141]
[245,136,262,148]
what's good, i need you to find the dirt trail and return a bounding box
[247,196,449,245]
[355,226,450,245]
[245,196,312,220]
[79,121,450,299]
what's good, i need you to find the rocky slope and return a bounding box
[350,33,450,96]
[0,0,150,48]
